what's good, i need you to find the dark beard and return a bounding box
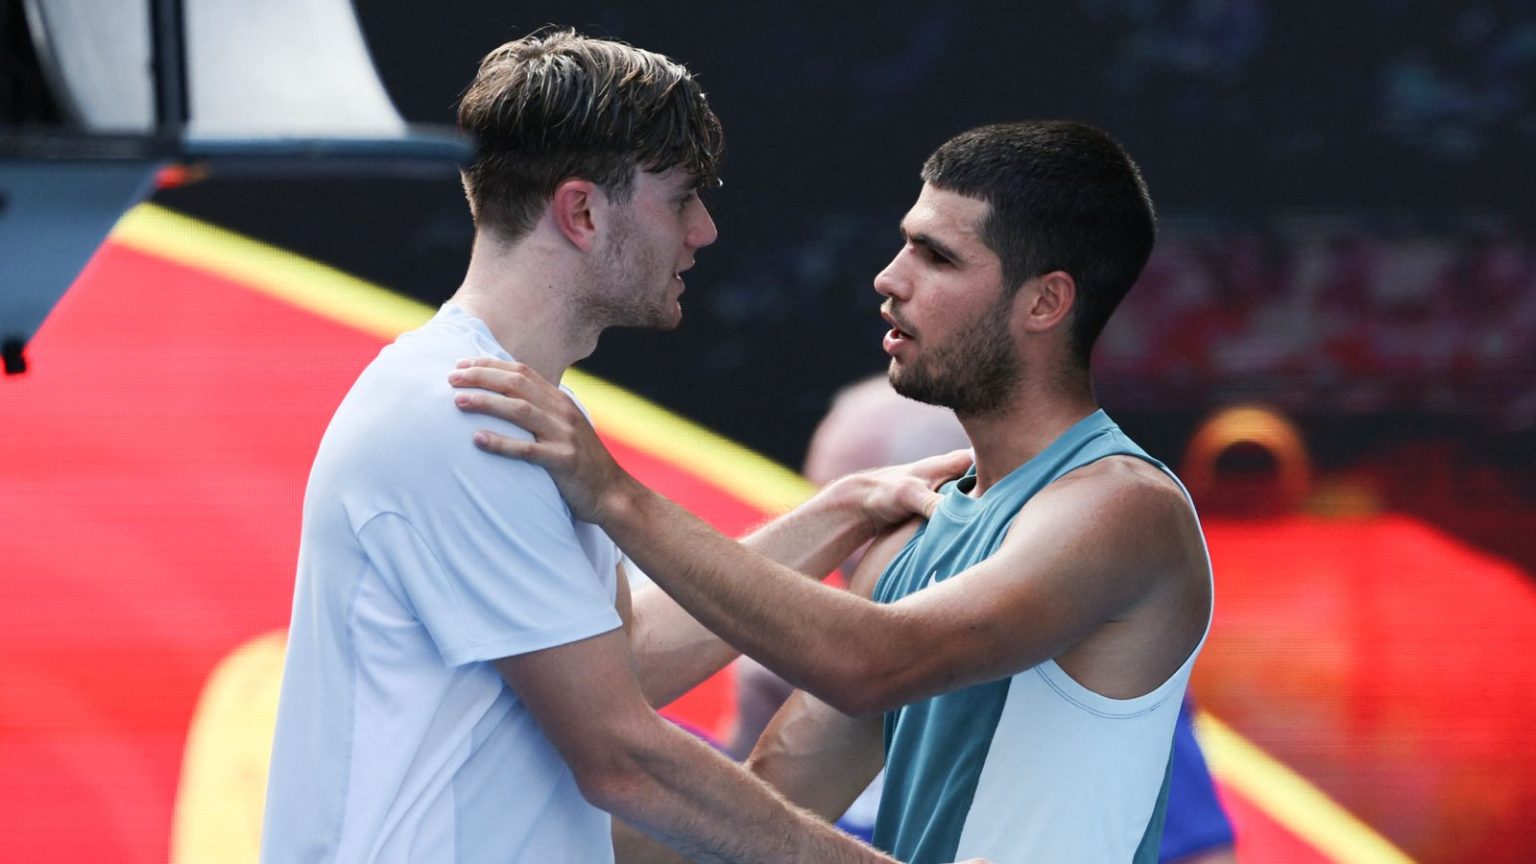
[889,312,1019,417]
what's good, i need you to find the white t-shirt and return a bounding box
[262,305,623,863]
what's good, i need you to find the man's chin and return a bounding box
[889,365,927,403]
[632,304,683,332]
[889,365,948,409]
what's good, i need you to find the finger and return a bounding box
[457,357,561,394]
[471,430,567,473]
[929,447,973,468]
[449,365,533,397]
[894,483,943,520]
[450,364,571,413]
[453,391,564,440]
[455,356,521,374]
[471,429,537,459]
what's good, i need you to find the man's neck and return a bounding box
[957,379,1099,495]
[448,231,600,384]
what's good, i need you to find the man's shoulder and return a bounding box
[1051,453,1185,506]
[369,313,495,379]
[313,327,539,499]
[1018,455,1200,558]
[344,313,514,426]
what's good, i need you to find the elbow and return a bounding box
[742,743,782,783]
[762,607,932,717]
[825,678,905,718]
[812,617,947,717]
[569,754,639,815]
[810,652,909,719]
[564,730,659,817]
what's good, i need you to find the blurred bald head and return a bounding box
[804,375,970,484]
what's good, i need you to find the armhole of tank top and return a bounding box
[1034,645,1200,720]
[1031,444,1213,716]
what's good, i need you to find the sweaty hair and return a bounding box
[457,29,724,240]
[921,120,1155,367]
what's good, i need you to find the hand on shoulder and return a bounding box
[448,357,632,523]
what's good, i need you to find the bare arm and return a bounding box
[457,360,966,709]
[495,627,901,864]
[453,360,1195,716]
[742,524,906,817]
[612,528,909,864]
[617,468,958,707]
[614,559,722,708]
[614,460,1200,715]
[621,572,733,708]
[610,688,886,864]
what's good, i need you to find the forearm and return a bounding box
[745,690,885,823]
[500,627,890,864]
[736,476,878,580]
[604,475,892,710]
[630,478,880,706]
[616,692,884,864]
[602,715,895,864]
[614,818,692,864]
[630,582,739,707]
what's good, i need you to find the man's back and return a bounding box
[262,306,621,863]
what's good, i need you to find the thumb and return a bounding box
[899,484,943,520]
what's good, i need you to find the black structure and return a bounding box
[0,0,468,375]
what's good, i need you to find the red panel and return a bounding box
[1196,515,1536,862]
[0,243,385,862]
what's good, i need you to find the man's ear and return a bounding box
[550,179,600,252]
[1018,270,1076,334]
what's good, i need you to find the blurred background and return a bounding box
[3,0,1534,861]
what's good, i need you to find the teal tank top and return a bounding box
[870,409,1176,864]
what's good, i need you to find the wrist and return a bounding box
[596,470,645,528]
[820,473,882,538]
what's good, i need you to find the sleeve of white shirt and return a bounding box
[355,448,623,668]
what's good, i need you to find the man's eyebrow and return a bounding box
[901,225,965,263]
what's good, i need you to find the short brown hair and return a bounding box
[457,29,725,240]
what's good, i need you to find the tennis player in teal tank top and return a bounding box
[452,120,1215,864]
[871,410,1206,863]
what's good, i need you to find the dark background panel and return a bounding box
[152,0,1536,504]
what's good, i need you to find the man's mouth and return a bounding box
[881,307,916,355]
[881,307,915,341]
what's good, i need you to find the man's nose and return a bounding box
[689,200,719,249]
[873,254,906,299]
